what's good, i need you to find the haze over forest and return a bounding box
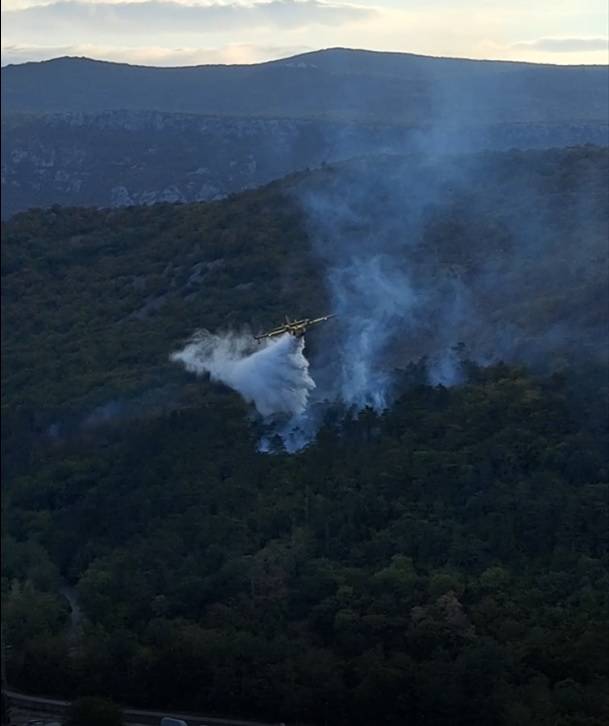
[1,40,609,726]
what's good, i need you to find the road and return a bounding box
[3,688,283,726]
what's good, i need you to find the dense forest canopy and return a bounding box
[1,145,608,725]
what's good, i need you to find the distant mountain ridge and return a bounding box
[3,48,608,122]
[2,48,607,218]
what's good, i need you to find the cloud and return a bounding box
[0,41,312,65]
[2,2,606,67]
[2,0,374,37]
[511,37,609,53]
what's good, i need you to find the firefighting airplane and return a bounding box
[254,314,335,342]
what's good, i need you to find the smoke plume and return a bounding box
[170,330,315,418]
[327,255,418,409]
[170,147,607,453]
[296,148,608,418]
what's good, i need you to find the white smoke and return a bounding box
[170,330,315,418]
[329,255,419,409]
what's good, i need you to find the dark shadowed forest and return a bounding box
[2,145,608,725]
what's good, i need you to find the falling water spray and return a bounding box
[170,330,316,418]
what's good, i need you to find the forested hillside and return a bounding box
[3,362,608,725]
[2,146,608,725]
[3,145,607,414]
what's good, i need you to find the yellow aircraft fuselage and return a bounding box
[255,314,335,342]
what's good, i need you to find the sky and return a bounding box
[1,0,608,67]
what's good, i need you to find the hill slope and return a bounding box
[3,110,607,219]
[2,145,607,417]
[2,48,607,218]
[1,146,608,726]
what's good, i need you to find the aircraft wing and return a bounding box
[309,314,336,325]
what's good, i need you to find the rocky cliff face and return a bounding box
[2,110,607,217]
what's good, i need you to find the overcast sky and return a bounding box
[2,0,608,67]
